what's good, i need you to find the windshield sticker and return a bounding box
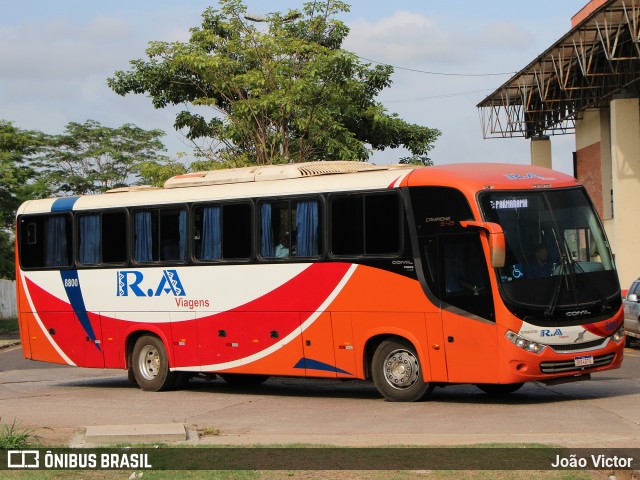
[504,173,557,181]
[489,199,528,210]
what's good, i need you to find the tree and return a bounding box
[108,0,440,166]
[137,154,188,187]
[44,120,168,195]
[0,121,50,279]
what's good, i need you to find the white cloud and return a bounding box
[345,11,463,64]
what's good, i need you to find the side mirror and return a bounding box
[460,220,506,269]
[628,293,638,303]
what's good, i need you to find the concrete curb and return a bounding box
[84,423,188,445]
[0,339,20,349]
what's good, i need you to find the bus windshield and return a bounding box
[479,188,620,321]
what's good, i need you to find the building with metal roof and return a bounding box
[478,0,640,287]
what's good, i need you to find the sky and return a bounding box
[0,1,589,175]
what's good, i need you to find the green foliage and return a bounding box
[0,318,19,334]
[0,229,14,279]
[0,418,42,449]
[108,0,440,165]
[0,121,50,229]
[137,157,187,187]
[0,121,51,279]
[44,120,168,195]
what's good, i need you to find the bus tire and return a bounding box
[132,335,177,392]
[127,367,138,387]
[372,338,433,402]
[475,383,524,395]
[220,374,269,386]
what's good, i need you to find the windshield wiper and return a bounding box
[545,254,570,318]
[544,202,579,318]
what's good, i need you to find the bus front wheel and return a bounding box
[372,338,433,402]
[132,335,177,392]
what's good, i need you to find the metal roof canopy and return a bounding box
[478,0,640,139]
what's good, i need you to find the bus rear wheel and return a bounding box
[475,383,524,395]
[132,335,177,392]
[372,338,433,402]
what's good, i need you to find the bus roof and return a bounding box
[405,163,578,194]
[17,162,579,215]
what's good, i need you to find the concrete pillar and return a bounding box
[530,136,552,169]
[610,96,640,288]
[574,109,612,220]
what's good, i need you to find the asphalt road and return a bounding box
[1,343,639,448]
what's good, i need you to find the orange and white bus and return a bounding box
[15,161,625,401]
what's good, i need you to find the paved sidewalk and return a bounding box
[0,332,20,349]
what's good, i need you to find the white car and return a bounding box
[623,279,640,346]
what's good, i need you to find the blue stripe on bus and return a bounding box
[294,357,351,375]
[60,270,101,352]
[51,196,80,212]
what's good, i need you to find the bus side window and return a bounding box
[330,196,363,256]
[222,203,252,259]
[330,192,401,257]
[159,208,187,262]
[19,214,72,269]
[78,211,127,265]
[260,199,321,259]
[194,202,252,261]
[440,235,494,320]
[134,207,187,263]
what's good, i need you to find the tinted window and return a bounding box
[78,211,127,265]
[194,203,252,261]
[133,207,187,263]
[424,234,494,320]
[410,187,473,235]
[259,199,321,259]
[331,192,401,256]
[19,214,73,268]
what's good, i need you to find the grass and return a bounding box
[198,425,221,437]
[0,469,597,480]
[0,317,18,334]
[0,418,43,448]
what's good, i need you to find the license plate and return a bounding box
[574,355,594,367]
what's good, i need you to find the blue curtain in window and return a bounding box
[135,211,153,262]
[296,201,318,257]
[45,216,68,267]
[260,203,274,257]
[79,214,100,264]
[200,206,221,260]
[178,209,187,261]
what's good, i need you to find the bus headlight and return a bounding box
[505,330,547,354]
[612,325,625,343]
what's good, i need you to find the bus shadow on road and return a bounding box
[55,374,637,404]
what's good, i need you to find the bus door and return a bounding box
[422,233,498,383]
[299,312,357,379]
[300,312,338,378]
